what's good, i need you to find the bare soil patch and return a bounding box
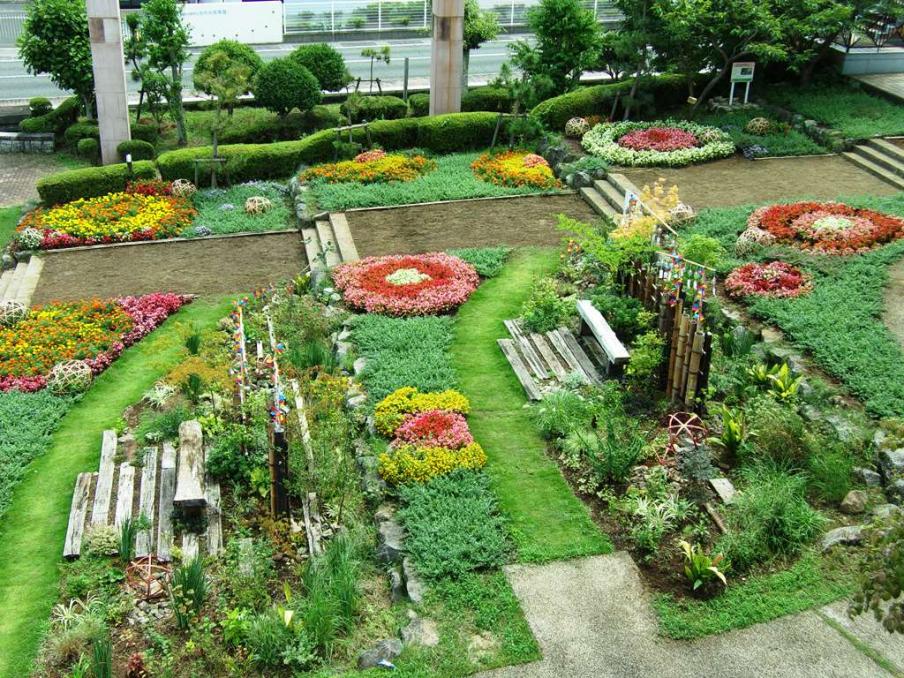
[345,194,597,257]
[32,232,306,304]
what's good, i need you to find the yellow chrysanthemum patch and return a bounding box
[471,150,560,190]
[300,154,436,184]
[378,442,487,484]
[374,386,470,436]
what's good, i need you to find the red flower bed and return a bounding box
[392,409,474,449]
[748,202,904,254]
[332,253,479,316]
[618,127,699,152]
[724,261,812,299]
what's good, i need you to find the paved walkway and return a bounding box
[0,153,71,207]
[853,74,904,103]
[481,553,899,678]
[886,258,904,349]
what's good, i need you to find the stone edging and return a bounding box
[342,190,577,214]
[0,131,54,154]
[38,228,301,255]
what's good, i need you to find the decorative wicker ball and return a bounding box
[697,128,724,145]
[47,360,94,395]
[744,117,771,136]
[244,196,273,215]
[669,202,696,224]
[171,179,197,199]
[0,300,27,327]
[735,226,777,256]
[564,117,591,138]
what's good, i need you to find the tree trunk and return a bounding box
[81,94,95,121]
[623,68,642,120]
[135,89,145,124]
[800,35,840,86]
[690,62,733,116]
[462,48,471,94]
[171,65,187,146]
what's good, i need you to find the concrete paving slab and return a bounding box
[821,601,904,675]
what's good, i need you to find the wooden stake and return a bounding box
[684,329,706,408]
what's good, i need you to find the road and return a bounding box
[0,35,532,104]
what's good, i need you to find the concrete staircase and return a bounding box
[842,138,904,191]
[302,212,360,276]
[0,255,43,307]
[578,173,642,221]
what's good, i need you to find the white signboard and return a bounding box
[182,2,284,47]
[731,62,756,83]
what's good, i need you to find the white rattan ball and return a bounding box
[735,226,776,256]
[171,179,197,199]
[669,202,696,224]
[0,300,27,327]
[47,360,94,395]
[244,196,273,215]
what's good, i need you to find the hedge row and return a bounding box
[408,86,513,117]
[36,161,157,206]
[19,97,80,135]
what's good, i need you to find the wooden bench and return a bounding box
[174,420,206,509]
[576,299,630,376]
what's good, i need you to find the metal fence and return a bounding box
[0,10,25,47]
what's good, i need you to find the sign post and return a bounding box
[728,62,755,106]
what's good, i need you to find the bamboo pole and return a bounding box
[684,329,706,408]
[679,320,697,402]
[671,315,690,401]
[666,299,683,393]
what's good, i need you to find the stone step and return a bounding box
[329,212,360,264]
[593,178,627,212]
[301,227,325,273]
[579,187,617,219]
[843,151,904,190]
[607,173,642,200]
[315,219,341,268]
[2,261,28,304]
[853,144,904,177]
[866,137,904,164]
[14,256,43,306]
[0,268,15,300]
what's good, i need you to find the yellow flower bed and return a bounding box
[378,442,487,484]
[300,154,435,184]
[374,386,470,436]
[471,150,559,189]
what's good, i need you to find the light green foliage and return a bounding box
[590,289,654,341]
[447,247,512,278]
[698,109,825,157]
[399,470,510,579]
[535,389,596,439]
[171,556,208,630]
[253,58,321,117]
[706,404,753,463]
[679,234,727,270]
[520,277,573,332]
[193,39,262,97]
[0,206,21,251]
[679,540,728,592]
[190,182,291,236]
[744,395,811,466]
[807,446,853,503]
[585,417,646,485]
[618,467,694,556]
[627,330,666,383]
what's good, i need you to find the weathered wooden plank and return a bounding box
[156,443,177,562]
[559,328,603,385]
[529,332,568,379]
[504,320,548,379]
[135,447,158,558]
[546,329,587,381]
[302,493,322,557]
[498,339,543,400]
[290,379,315,476]
[576,299,630,365]
[174,420,206,509]
[205,480,223,556]
[114,463,135,528]
[63,472,93,559]
[182,533,199,561]
[90,430,118,526]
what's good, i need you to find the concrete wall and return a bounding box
[833,45,904,75]
[429,0,464,115]
[87,0,131,165]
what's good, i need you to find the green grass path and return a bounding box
[451,249,611,563]
[0,207,20,251]
[0,297,233,678]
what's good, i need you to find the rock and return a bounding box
[821,525,864,551]
[760,327,783,344]
[825,414,861,444]
[467,631,499,664]
[886,479,904,505]
[403,557,425,604]
[338,328,352,343]
[400,610,440,647]
[376,519,405,564]
[873,429,888,450]
[854,467,882,487]
[709,477,736,504]
[374,504,395,523]
[346,394,367,410]
[353,357,368,375]
[879,449,904,480]
[357,639,403,670]
[840,490,867,515]
[390,567,406,603]
[872,504,901,520]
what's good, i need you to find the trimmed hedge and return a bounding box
[76,138,99,163]
[462,86,513,113]
[19,96,80,135]
[408,93,430,117]
[157,112,499,183]
[36,161,157,206]
[28,97,52,117]
[530,74,691,129]
[341,95,408,121]
[131,122,160,145]
[63,121,100,147]
[117,139,156,161]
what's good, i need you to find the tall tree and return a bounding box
[192,48,251,160]
[17,0,95,118]
[772,0,857,85]
[463,0,501,91]
[139,0,191,146]
[194,39,262,116]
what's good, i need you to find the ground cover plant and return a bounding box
[447,246,512,278]
[305,151,566,211]
[765,82,904,139]
[0,206,20,250]
[582,120,735,167]
[470,150,559,189]
[189,181,291,237]
[697,108,826,158]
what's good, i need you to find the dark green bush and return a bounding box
[341,95,408,121]
[462,86,513,113]
[193,39,263,96]
[416,112,498,153]
[806,445,853,503]
[131,122,160,145]
[290,43,351,92]
[19,96,80,135]
[28,96,52,117]
[76,138,99,163]
[408,92,429,117]
[447,246,511,277]
[37,160,157,205]
[64,121,100,147]
[117,139,156,161]
[217,105,342,145]
[590,290,653,341]
[253,58,322,117]
[744,395,812,467]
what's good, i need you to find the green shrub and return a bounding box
[521,277,572,333]
[28,96,52,117]
[807,445,853,503]
[398,470,509,579]
[193,39,263,96]
[744,395,812,467]
[290,43,351,92]
[462,86,513,113]
[408,92,429,117]
[76,137,99,163]
[717,463,824,572]
[535,389,595,439]
[590,290,653,341]
[447,246,511,277]
[679,234,726,269]
[37,160,157,205]
[63,121,99,147]
[416,112,498,153]
[117,139,155,161]
[340,95,407,121]
[19,96,80,135]
[130,122,160,145]
[253,58,322,117]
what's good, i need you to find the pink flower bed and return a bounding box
[392,409,474,449]
[618,127,699,152]
[724,261,812,299]
[333,253,480,316]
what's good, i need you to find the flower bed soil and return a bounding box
[344,194,597,257]
[31,232,305,304]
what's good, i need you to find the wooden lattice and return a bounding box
[0,300,27,327]
[171,179,197,199]
[244,196,273,214]
[47,360,94,395]
[126,555,172,601]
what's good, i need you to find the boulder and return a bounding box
[376,519,405,564]
[357,639,403,670]
[886,479,904,505]
[854,467,882,487]
[872,504,901,520]
[353,357,368,376]
[400,610,439,647]
[879,449,904,480]
[389,567,407,603]
[821,525,864,551]
[839,490,867,515]
[403,557,426,604]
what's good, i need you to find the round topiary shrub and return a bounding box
[76,137,99,163]
[117,139,156,161]
[28,96,52,117]
[744,117,771,136]
[131,122,160,145]
[194,38,263,96]
[407,92,430,117]
[47,360,94,395]
[253,58,322,117]
[64,121,100,147]
[289,43,352,92]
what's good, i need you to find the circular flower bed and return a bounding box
[300,152,435,184]
[582,120,734,167]
[746,202,904,254]
[471,150,560,189]
[724,261,812,299]
[17,183,195,250]
[393,410,474,449]
[333,253,479,316]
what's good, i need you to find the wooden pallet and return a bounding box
[498,320,604,400]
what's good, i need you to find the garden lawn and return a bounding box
[686,195,904,418]
[307,152,566,212]
[189,182,293,237]
[0,206,19,250]
[697,109,826,157]
[0,297,233,678]
[451,249,611,562]
[765,82,904,139]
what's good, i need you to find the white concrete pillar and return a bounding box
[429,0,464,116]
[87,0,131,165]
